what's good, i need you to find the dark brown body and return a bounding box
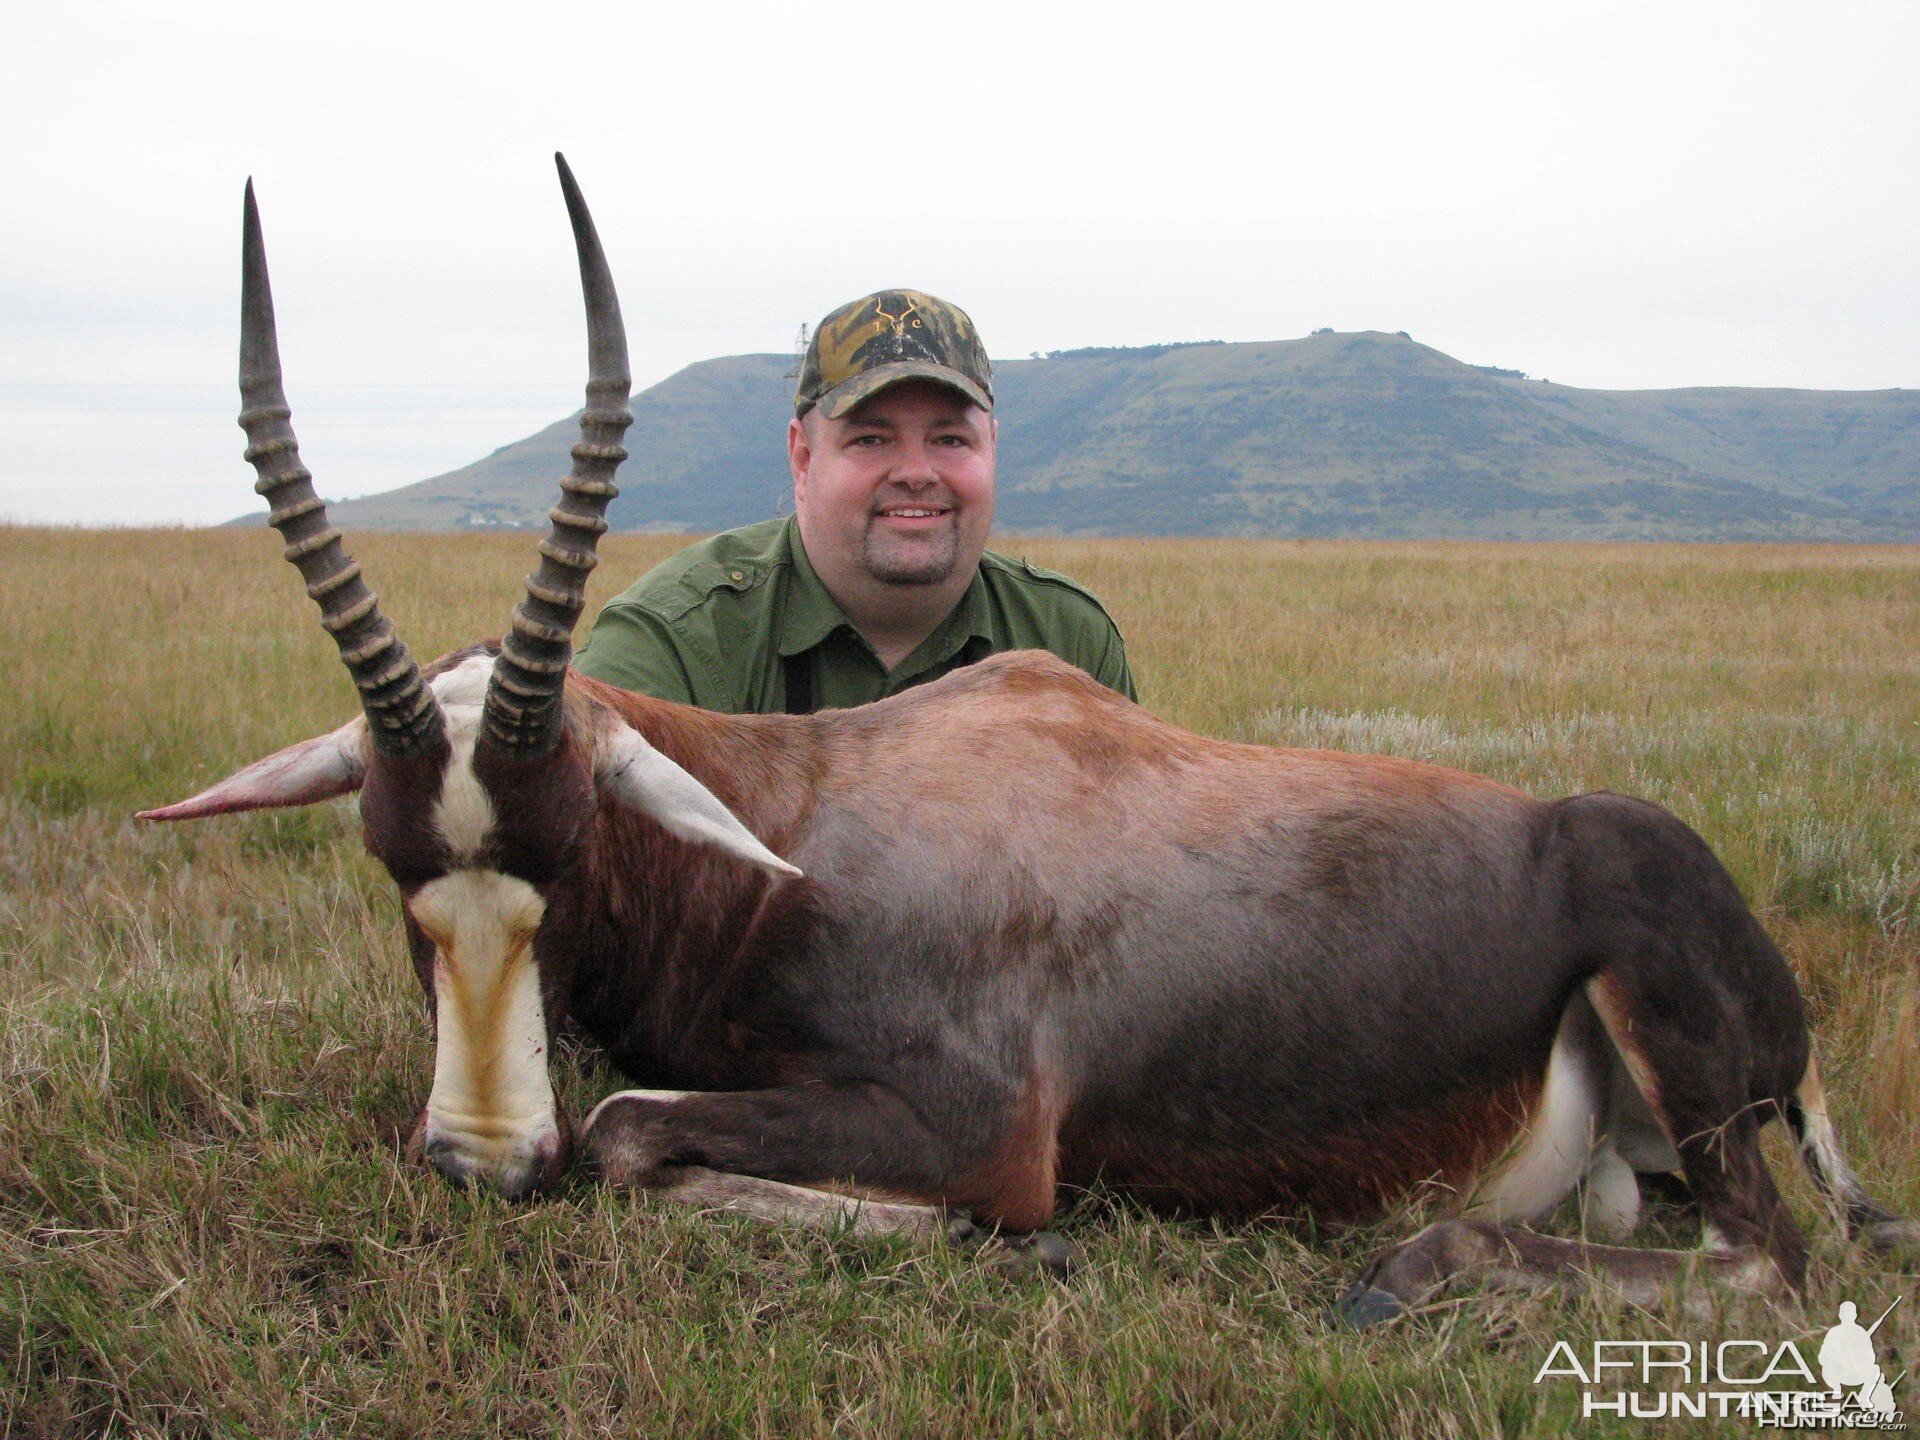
[538,652,1823,1264]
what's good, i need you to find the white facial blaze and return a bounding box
[430,652,495,709]
[409,871,557,1181]
[433,728,495,859]
[429,654,499,862]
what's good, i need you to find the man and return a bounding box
[573,289,1135,712]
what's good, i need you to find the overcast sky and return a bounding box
[4,0,1915,526]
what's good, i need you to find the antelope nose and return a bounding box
[422,1126,570,1200]
[422,1135,481,1190]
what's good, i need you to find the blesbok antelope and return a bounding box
[142,155,1913,1322]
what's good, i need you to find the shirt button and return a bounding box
[729,570,744,582]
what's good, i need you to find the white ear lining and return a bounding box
[594,726,802,881]
[137,718,369,822]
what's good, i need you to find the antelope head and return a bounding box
[140,156,797,1199]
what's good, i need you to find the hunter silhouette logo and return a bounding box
[1820,1299,1902,1418]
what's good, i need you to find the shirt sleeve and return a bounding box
[1089,620,1138,703]
[572,602,700,705]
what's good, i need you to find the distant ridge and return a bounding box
[325,331,1920,541]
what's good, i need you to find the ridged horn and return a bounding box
[481,153,633,753]
[239,180,444,757]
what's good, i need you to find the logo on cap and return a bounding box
[794,289,994,420]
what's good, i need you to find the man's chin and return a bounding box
[868,560,958,587]
[862,536,961,587]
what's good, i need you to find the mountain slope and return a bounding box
[325,331,1920,541]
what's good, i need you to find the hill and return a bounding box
[325,331,1920,541]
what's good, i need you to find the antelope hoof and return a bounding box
[1333,1282,1408,1330]
[975,1229,1081,1280]
[1860,1216,1920,1258]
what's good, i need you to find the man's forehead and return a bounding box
[837,379,986,426]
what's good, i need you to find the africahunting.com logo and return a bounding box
[1533,1297,1906,1427]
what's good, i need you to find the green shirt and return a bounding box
[575,516,1136,713]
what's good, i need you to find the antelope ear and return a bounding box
[593,725,802,881]
[137,719,368,822]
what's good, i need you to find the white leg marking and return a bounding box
[1793,1055,1869,1218]
[582,1088,691,1135]
[1582,1138,1641,1241]
[1474,997,1609,1223]
[409,871,557,1189]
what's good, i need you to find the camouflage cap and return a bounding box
[794,289,994,419]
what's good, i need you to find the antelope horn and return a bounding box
[239,180,444,757]
[481,154,634,753]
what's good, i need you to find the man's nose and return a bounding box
[889,437,939,483]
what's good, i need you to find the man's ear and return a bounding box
[788,414,811,493]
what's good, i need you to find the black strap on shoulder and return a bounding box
[782,650,816,715]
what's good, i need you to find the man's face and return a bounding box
[789,380,996,591]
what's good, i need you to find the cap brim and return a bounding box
[814,360,993,420]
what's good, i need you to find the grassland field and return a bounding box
[1,525,1916,1438]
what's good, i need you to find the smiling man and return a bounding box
[574,290,1136,713]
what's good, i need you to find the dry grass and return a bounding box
[2,524,1916,1438]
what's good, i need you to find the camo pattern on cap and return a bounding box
[795,289,994,419]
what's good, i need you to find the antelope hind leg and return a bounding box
[1335,1217,1792,1328]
